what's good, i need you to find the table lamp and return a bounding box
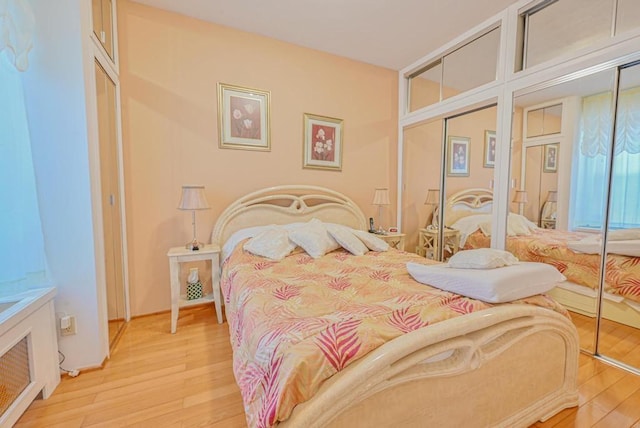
[424,189,440,228]
[372,188,390,234]
[512,190,528,215]
[178,185,210,251]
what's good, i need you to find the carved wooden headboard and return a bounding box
[443,188,493,226]
[210,185,368,245]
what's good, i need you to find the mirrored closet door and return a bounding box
[597,61,640,369]
[402,119,444,260]
[510,69,617,353]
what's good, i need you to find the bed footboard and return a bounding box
[280,305,579,428]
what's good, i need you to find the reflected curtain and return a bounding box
[0,0,47,288]
[573,88,640,228]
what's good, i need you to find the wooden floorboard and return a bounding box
[15,306,640,427]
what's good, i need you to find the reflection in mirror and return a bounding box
[598,61,640,369]
[408,61,442,112]
[525,104,562,137]
[510,69,617,353]
[407,26,500,113]
[441,105,497,259]
[521,0,614,69]
[402,120,443,260]
[615,0,640,36]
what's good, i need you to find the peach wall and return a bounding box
[118,1,399,315]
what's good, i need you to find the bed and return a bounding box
[445,188,640,329]
[211,185,578,428]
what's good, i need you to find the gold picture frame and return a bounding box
[303,113,343,171]
[217,83,271,151]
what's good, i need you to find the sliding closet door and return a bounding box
[402,119,444,259]
[95,60,127,347]
[597,62,640,369]
[511,69,616,353]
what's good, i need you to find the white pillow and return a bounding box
[326,224,369,256]
[351,230,389,251]
[288,219,340,258]
[406,261,566,303]
[243,227,297,260]
[448,248,519,269]
[478,213,537,237]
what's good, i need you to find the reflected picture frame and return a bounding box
[303,113,343,171]
[217,83,271,151]
[543,143,558,173]
[483,130,496,168]
[447,136,470,177]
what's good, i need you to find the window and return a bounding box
[572,89,640,229]
[0,56,48,290]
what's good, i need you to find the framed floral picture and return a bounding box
[447,136,470,177]
[303,113,343,171]
[483,130,496,168]
[217,83,270,151]
[543,143,558,173]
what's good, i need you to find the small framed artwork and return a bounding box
[303,113,343,171]
[543,144,558,173]
[217,83,270,151]
[447,136,470,177]
[483,130,496,168]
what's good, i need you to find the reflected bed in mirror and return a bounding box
[445,189,640,331]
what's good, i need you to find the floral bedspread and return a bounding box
[221,245,568,428]
[465,229,640,302]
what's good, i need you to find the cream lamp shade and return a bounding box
[178,185,210,210]
[424,189,440,206]
[546,190,558,203]
[512,190,528,204]
[372,188,390,234]
[178,185,210,250]
[372,188,390,206]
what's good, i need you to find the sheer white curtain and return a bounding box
[572,88,640,229]
[0,0,47,289]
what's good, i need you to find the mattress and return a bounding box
[221,245,568,428]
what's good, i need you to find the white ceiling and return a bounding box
[130,0,521,70]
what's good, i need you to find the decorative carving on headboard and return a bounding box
[433,188,493,226]
[211,185,368,245]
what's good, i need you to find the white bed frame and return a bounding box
[211,185,579,427]
[448,188,640,330]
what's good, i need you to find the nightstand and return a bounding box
[541,219,556,229]
[167,244,223,333]
[371,232,406,251]
[416,227,460,261]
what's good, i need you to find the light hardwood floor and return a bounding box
[15,306,640,427]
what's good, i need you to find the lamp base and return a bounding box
[185,238,203,251]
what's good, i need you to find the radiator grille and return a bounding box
[0,337,30,415]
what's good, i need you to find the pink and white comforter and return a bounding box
[221,246,568,427]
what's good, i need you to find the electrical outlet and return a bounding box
[60,315,77,336]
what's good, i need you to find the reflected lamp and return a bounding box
[512,190,528,214]
[424,189,440,228]
[178,185,210,251]
[372,188,390,234]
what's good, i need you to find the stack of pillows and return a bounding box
[242,218,389,260]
